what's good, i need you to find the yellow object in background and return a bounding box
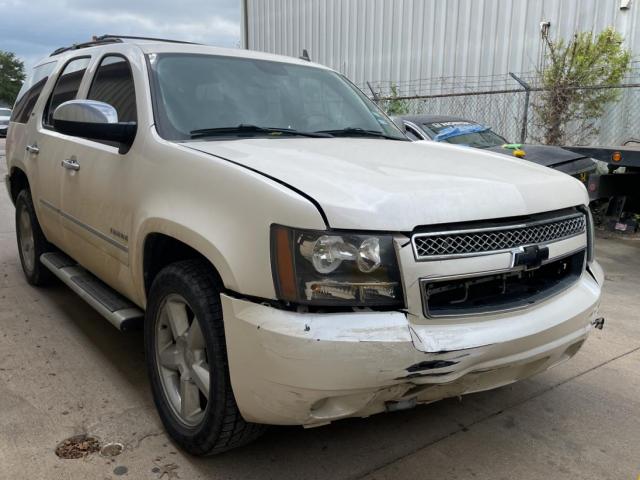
[501,144,526,158]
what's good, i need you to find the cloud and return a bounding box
[0,0,241,69]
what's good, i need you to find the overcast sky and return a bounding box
[0,0,241,70]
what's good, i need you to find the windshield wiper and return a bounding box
[190,124,332,139]
[316,127,404,140]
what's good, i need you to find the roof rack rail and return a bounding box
[49,34,202,57]
[94,34,202,45]
[50,38,122,56]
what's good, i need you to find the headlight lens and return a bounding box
[271,225,404,307]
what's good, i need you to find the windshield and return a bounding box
[148,53,405,141]
[0,108,11,115]
[424,121,506,148]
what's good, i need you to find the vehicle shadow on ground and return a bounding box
[42,274,553,479]
[25,232,636,480]
[44,278,148,388]
[36,268,594,480]
[186,377,557,480]
[13,244,630,480]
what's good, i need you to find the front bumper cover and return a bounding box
[221,262,603,426]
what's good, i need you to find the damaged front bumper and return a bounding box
[221,261,603,427]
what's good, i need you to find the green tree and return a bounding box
[534,27,631,145]
[0,51,26,106]
[384,84,409,116]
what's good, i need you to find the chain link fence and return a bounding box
[364,62,640,146]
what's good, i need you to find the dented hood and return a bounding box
[185,138,588,231]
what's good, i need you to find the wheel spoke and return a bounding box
[191,362,210,399]
[185,318,205,350]
[20,210,31,234]
[158,344,182,371]
[165,300,189,339]
[180,377,201,419]
[155,293,210,427]
[19,209,35,272]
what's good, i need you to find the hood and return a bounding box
[487,144,596,175]
[184,138,588,231]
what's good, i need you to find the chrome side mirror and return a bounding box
[53,99,119,124]
[52,100,137,153]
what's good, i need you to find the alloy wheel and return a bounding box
[18,206,36,274]
[155,294,211,427]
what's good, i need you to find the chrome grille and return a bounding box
[413,213,586,260]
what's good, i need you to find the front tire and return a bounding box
[145,260,265,455]
[15,189,53,286]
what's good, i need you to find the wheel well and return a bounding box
[9,167,29,203]
[143,233,222,295]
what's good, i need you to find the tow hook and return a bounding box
[592,317,605,330]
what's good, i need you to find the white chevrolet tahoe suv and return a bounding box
[5,36,604,455]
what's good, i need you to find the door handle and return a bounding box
[25,144,39,155]
[61,158,80,171]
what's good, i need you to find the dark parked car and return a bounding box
[394,115,596,182]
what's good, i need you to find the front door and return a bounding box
[59,54,139,290]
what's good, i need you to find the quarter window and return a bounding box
[88,55,137,122]
[10,62,57,124]
[43,57,90,126]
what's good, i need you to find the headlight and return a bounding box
[271,225,404,307]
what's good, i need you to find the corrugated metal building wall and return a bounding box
[242,0,639,88]
[242,0,640,144]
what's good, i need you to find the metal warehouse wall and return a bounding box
[242,0,640,88]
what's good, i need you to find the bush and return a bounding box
[534,27,631,145]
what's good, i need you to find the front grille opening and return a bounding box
[413,211,585,259]
[422,250,585,317]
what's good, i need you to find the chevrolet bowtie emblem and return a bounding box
[513,245,549,270]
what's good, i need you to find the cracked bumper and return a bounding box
[222,263,603,426]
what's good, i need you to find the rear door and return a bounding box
[8,58,87,247]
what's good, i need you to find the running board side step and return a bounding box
[40,252,144,331]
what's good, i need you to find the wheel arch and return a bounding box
[8,166,30,205]
[137,221,237,307]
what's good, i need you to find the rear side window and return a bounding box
[43,57,90,126]
[10,62,57,124]
[88,55,137,122]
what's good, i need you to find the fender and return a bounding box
[134,218,237,308]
